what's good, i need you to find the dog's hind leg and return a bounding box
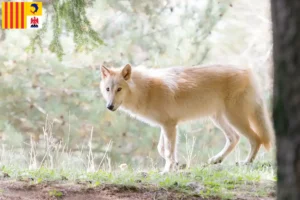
[209,114,240,164]
[225,108,261,164]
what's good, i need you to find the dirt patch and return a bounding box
[0,180,214,200]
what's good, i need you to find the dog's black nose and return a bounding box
[107,104,114,110]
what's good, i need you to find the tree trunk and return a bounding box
[271,0,300,199]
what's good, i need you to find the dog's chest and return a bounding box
[119,107,161,127]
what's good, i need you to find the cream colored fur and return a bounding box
[100,64,274,173]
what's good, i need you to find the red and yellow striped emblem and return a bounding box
[2,2,43,29]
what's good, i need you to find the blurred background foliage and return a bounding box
[0,0,273,170]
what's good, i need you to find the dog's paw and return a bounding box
[208,156,223,164]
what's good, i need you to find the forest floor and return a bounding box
[0,163,276,200]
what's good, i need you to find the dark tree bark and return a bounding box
[271,0,300,199]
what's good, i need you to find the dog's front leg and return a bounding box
[160,124,177,174]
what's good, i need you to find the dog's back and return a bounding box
[127,65,252,122]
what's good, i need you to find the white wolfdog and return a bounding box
[100,64,274,173]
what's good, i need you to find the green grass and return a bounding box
[0,161,276,200]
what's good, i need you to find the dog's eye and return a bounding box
[106,87,109,92]
[117,88,122,92]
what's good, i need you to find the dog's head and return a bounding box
[100,64,132,111]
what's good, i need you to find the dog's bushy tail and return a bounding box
[251,101,275,150]
[247,69,274,150]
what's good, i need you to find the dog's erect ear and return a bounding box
[122,64,131,80]
[101,65,111,79]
